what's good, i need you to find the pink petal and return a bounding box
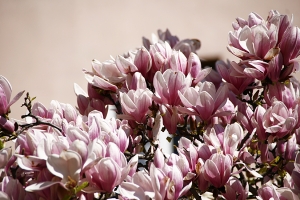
[47,150,82,184]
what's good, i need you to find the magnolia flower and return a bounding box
[279,26,300,67]
[186,53,211,86]
[119,89,153,123]
[0,176,26,200]
[203,153,233,188]
[0,147,12,170]
[230,60,269,80]
[0,76,24,133]
[223,123,244,156]
[228,12,280,61]
[216,60,254,95]
[292,152,300,191]
[223,177,248,200]
[26,150,82,193]
[83,143,138,193]
[257,182,299,200]
[263,100,297,139]
[153,69,191,106]
[178,81,228,122]
[84,59,126,92]
[265,80,300,109]
[149,41,173,74]
[143,29,200,58]
[118,170,155,199]
[125,72,147,91]
[0,76,24,115]
[149,163,192,200]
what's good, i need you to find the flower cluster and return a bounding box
[0,10,300,200]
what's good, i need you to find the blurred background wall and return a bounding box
[1,1,300,119]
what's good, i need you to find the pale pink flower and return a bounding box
[186,53,211,86]
[149,163,192,200]
[178,82,228,121]
[228,12,279,61]
[0,147,12,169]
[143,29,200,58]
[279,26,300,67]
[118,171,155,199]
[26,150,82,193]
[83,143,138,193]
[153,69,191,106]
[257,183,299,200]
[263,100,297,139]
[125,72,147,91]
[216,60,254,95]
[133,47,152,78]
[223,123,244,156]
[84,59,126,92]
[223,177,248,200]
[292,152,300,191]
[86,111,129,152]
[0,76,24,133]
[159,105,182,134]
[0,176,26,200]
[115,54,138,74]
[230,60,269,80]
[149,42,173,74]
[0,75,24,115]
[265,80,300,109]
[119,89,153,123]
[203,153,233,188]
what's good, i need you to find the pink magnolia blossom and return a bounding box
[0,147,12,170]
[83,143,138,193]
[84,59,126,92]
[118,170,155,199]
[149,42,172,74]
[0,76,24,133]
[143,29,200,58]
[292,152,300,191]
[125,72,147,91]
[257,182,299,200]
[85,111,129,152]
[223,177,248,200]
[149,162,192,200]
[216,60,254,95]
[0,75,24,115]
[0,176,26,200]
[230,60,269,80]
[26,150,82,193]
[153,69,191,106]
[75,83,108,116]
[186,53,211,86]
[279,26,300,67]
[178,81,228,122]
[159,105,182,134]
[265,80,300,109]
[119,89,153,123]
[223,122,244,156]
[203,153,233,188]
[228,12,279,61]
[134,47,152,78]
[115,54,138,74]
[263,100,297,139]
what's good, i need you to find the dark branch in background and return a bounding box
[12,92,62,139]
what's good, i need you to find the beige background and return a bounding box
[1,1,300,119]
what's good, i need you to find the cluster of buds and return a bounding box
[0,10,300,200]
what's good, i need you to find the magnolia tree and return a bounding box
[1,10,300,200]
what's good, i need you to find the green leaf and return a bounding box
[0,140,4,150]
[166,136,172,143]
[74,181,89,194]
